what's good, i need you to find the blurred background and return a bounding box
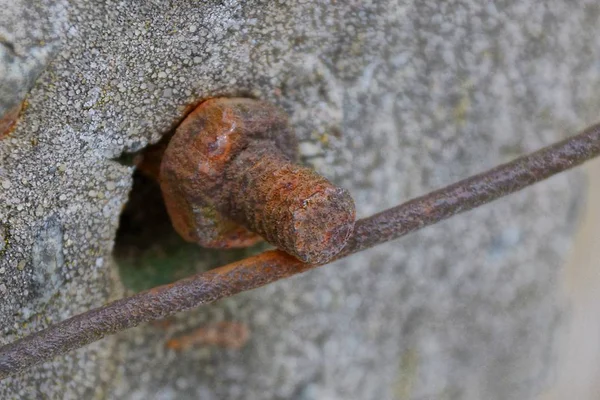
[542,159,600,399]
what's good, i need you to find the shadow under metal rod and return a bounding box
[1,122,599,380]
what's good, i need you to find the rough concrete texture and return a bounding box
[1,0,599,399]
[0,0,68,124]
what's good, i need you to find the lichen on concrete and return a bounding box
[1,0,600,399]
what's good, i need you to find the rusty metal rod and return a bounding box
[1,122,599,380]
[339,122,600,257]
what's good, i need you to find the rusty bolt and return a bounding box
[159,97,356,264]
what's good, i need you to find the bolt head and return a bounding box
[160,98,297,248]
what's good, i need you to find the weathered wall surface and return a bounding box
[1,1,599,399]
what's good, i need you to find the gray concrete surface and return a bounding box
[1,1,600,399]
[0,0,67,121]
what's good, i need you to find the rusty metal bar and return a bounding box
[1,122,599,380]
[339,122,600,256]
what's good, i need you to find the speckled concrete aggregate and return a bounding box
[1,1,600,399]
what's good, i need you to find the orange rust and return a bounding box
[150,318,175,329]
[0,102,25,139]
[166,321,250,351]
[160,97,356,263]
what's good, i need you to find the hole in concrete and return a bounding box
[113,137,268,293]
